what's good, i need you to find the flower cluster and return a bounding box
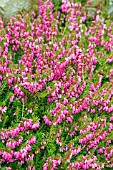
[0,118,39,166]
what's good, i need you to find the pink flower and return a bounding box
[43,116,52,126]
[10,94,14,102]
[66,115,73,123]
[6,167,12,170]
[0,106,7,114]
[110,115,113,121]
[98,148,103,154]
[27,136,36,145]
[32,122,40,130]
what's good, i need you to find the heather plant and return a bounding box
[0,0,113,169]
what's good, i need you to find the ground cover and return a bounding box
[0,0,113,169]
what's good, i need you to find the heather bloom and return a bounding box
[27,136,36,145]
[0,106,7,114]
[26,165,35,170]
[43,115,52,126]
[6,167,12,170]
[110,115,113,121]
[10,94,15,102]
[31,122,40,130]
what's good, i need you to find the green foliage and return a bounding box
[52,0,62,8]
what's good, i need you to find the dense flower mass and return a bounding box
[0,0,113,169]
